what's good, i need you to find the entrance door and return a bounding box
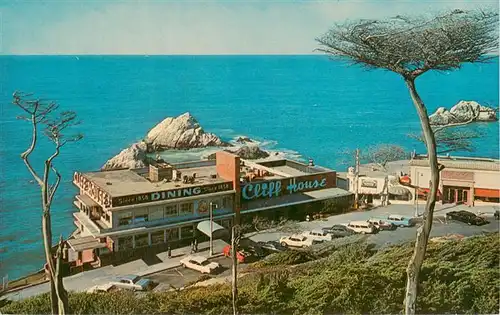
[443,186,470,205]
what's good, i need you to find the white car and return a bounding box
[109,275,154,291]
[86,283,116,293]
[180,255,221,274]
[279,234,317,248]
[302,230,333,242]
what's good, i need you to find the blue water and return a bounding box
[0,55,498,279]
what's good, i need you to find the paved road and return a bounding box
[3,203,498,301]
[149,256,243,292]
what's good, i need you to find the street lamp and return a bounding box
[209,202,218,256]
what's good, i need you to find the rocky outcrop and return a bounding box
[234,146,270,159]
[145,112,226,150]
[206,146,270,160]
[429,101,497,125]
[235,136,254,144]
[101,142,148,170]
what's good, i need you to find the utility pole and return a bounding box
[354,148,360,209]
[231,225,240,315]
[414,171,420,217]
[209,202,217,256]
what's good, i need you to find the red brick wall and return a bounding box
[216,151,241,223]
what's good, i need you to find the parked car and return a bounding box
[346,221,378,234]
[382,215,416,227]
[280,234,319,248]
[367,218,396,231]
[321,225,356,238]
[110,275,155,291]
[257,241,287,253]
[446,210,489,226]
[180,255,221,274]
[86,283,116,293]
[302,230,333,242]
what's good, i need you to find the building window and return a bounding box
[166,228,179,241]
[180,225,194,239]
[151,230,165,245]
[149,206,164,221]
[164,205,178,217]
[179,203,194,216]
[135,233,149,248]
[118,212,133,226]
[134,208,149,224]
[221,219,231,229]
[222,196,232,209]
[210,199,220,210]
[118,236,133,250]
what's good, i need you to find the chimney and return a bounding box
[149,161,173,182]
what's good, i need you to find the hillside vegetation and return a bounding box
[2,233,498,314]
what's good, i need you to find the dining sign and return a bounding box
[241,172,336,201]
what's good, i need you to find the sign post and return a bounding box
[209,202,217,256]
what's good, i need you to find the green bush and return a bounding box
[3,233,498,315]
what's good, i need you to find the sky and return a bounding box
[1,0,498,55]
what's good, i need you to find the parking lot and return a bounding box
[149,256,248,291]
[4,203,498,300]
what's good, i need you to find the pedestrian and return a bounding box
[167,246,172,259]
[194,238,198,253]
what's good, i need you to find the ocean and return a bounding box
[0,55,498,280]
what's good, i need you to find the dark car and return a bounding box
[257,241,287,253]
[446,210,489,226]
[321,225,356,238]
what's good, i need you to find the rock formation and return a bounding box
[429,101,497,125]
[145,112,225,150]
[101,142,148,170]
[206,145,270,160]
[235,136,254,144]
[234,145,270,159]
[102,113,228,170]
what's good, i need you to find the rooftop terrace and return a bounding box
[82,161,230,197]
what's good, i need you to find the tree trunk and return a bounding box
[404,78,440,315]
[231,226,238,315]
[42,210,58,314]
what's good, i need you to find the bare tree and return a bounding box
[316,9,498,314]
[12,92,83,315]
[361,144,408,171]
[408,127,485,154]
[231,225,241,315]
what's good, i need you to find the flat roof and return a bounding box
[410,156,500,172]
[82,165,229,197]
[67,236,107,252]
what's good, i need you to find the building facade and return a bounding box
[70,151,352,268]
[409,155,500,205]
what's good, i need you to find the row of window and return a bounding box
[117,197,232,227]
[115,220,231,251]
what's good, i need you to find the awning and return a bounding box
[241,188,353,214]
[388,186,411,196]
[67,236,107,252]
[197,220,229,239]
[418,188,442,197]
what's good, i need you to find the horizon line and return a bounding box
[1,53,324,57]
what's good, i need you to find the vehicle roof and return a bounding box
[290,234,306,240]
[349,220,372,225]
[310,230,325,234]
[119,274,139,281]
[388,214,404,219]
[186,255,208,263]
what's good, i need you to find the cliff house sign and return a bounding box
[241,173,336,201]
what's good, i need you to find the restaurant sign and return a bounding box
[112,182,233,207]
[73,172,112,208]
[241,172,336,201]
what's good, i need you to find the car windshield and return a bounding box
[200,260,211,266]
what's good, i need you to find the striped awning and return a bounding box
[388,186,411,196]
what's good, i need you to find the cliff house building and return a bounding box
[70,151,352,269]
